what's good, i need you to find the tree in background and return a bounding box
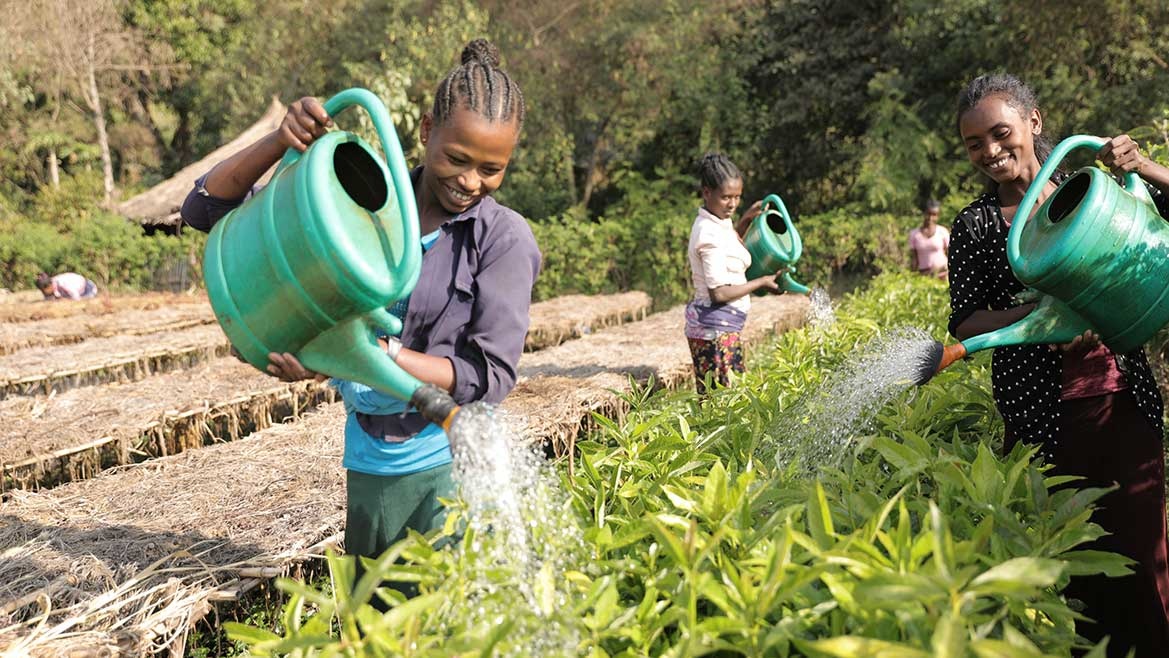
[1,0,174,204]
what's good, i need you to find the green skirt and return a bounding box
[345,463,455,560]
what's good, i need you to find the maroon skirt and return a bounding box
[1007,392,1169,657]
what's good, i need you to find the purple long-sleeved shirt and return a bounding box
[180,168,541,440]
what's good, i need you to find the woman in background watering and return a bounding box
[684,153,782,394]
[949,73,1169,656]
[180,39,540,594]
[907,199,949,280]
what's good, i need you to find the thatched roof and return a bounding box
[117,98,286,226]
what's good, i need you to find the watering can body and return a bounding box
[940,135,1169,371]
[203,88,431,407]
[743,194,810,294]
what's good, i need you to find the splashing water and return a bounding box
[807,286,836,330]
[770,326,939,474]
[444,403,583,656]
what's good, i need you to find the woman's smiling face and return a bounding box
[959,94,1042,184]
[420,107,519,215]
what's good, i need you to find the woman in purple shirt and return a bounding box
[180,39,540,595]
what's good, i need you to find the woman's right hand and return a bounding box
[756,273,784,295]
[277,97,333,153]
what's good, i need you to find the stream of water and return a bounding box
[771,326,939,474]
[444,404,582,655]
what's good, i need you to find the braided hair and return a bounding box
[956,73,1053,165]
[696,152,742,191]
[431,39,525,130]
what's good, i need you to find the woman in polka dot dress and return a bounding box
[950,73,1169,657]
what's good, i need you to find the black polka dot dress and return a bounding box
[947,185,1168,444]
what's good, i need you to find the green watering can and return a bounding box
[744,193,811,295]
[203,88,458,428]
[928,134,1169,378]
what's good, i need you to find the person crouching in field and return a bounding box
[36,272,98,301]
[180,39,540,599]
[684,153,783,394]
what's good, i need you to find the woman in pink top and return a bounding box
[35,272,98,300]
[907,198,950,280]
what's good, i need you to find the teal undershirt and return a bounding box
[337,229,447,477]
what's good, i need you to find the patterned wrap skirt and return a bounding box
[687,332,745,394]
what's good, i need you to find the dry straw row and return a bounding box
[0,404,347,657]
[0,358,336,492]
[0,324,230,400]
[0,295,810,656]
[0,293,207,324]
[524,291,652,351]
[0,305,216,356]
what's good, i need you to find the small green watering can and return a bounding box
[928,134,1169,378]
[203,88,458,428]
[744,193,811,295]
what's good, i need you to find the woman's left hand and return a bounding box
[267,352,329,382]
[1049,329,1100,352]
[1098,135,1148,177]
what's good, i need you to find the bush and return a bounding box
[0,211,204,292]
[531,169,697,309]
[530,174,920,308]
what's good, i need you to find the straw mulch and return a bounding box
[0,293,207,324]
[0,403,346,657]
[0,324,231,400]
[0,305,215,356]
[525,291,652,351]
[0,359,335,492]
[0,291,44,305]
[0,295,810,656]
[504,294,810,459]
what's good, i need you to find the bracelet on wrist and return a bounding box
[384,336,403,362]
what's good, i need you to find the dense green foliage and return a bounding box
[225,274,1121,656]
[0,171,203,291]
[3,0,1169,293]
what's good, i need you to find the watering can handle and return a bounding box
[272,89,421,282]
[760,193,803,263]
[1007,134,1147,265]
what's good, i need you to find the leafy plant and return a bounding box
[229,274,1116,656]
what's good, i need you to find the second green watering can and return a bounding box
[928,134,1169,378]
[203,88,458,428]
[744,193,811,295]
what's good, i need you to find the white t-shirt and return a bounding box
[687,207,752,315]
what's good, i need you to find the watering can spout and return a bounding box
[777,268,811,295]
[410,385,462,433]
[914,294,1091,385]
[294,309,462,430]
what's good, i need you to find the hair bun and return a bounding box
[461,38,501,67]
